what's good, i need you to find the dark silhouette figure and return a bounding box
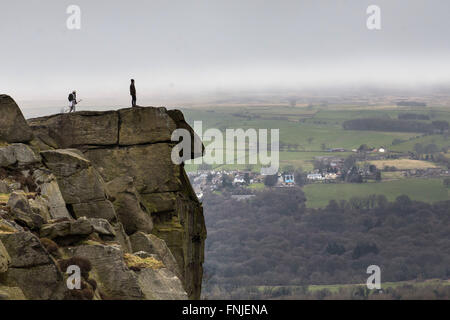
[130,79,136,107]
[68,90,78,112]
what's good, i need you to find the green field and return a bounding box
[256,278,450,294]
[303,178,449,208]
[182,105,449,207]
[389,134,450,152]
[181,105,450,172]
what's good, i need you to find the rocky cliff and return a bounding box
[0,94,206,300]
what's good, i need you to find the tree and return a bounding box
[375,171,382,182]
[326,242,346,255]
[352,242,379,259]
[343,156,357,171]
[307,137,314,145]
[432,120,449,133]
[282,165,295,173]
[444,178,450,188]
[414,143,424,156]
[263,174,278,187]
[244,172,250,184]
[424,143,439,154]
[358,144,370,152]
[376,194,388,208]
[221,175,233,189]
[294,169,308,186]
[321,143,327,151]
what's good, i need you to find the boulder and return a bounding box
[40,217,94,240]
[71,200,116,221]
[0,230,66,299]
[113,222,132,253]
[0,180,11,194]
[7,191,46,230]
[122,252,187,299]
[0,95,34,143]
[130,232,182,282]
[40,149,116,221]
[88,218,116,236]
[67,244,145,300]
[106,176,153,235]
[6,144,40,166]
[0,143,40,168]
[0,219,23,233]
[66,243,188,300]
[118,107,177,145]
[0,239,11,273]
[0,145,17,167]
[1,263,65,300]
[0,231,52,268]
[29,196,51,221]
[40,149,90,177]
[0,286,26,300]
[7,191,32,215]
[85,144,182,194]
[28,111,119,148]
[136,267,188,300]
[40,220,71,239]
[141,192,177,213]
[32,169,72,220]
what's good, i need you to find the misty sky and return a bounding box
[1,0,450,107]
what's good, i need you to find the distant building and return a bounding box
[233,176,246,185]
[324,173,338,180]
[307,173,324,181]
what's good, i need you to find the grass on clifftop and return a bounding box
[124,253,165,270]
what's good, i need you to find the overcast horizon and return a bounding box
[1,0,450,108]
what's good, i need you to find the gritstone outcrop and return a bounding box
[0,94,206,300]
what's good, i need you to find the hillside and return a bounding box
[201,188,450,299]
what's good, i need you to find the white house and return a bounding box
[324,173,338,180]
[233,176,246,185]
[307,173,324,181]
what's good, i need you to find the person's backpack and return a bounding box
[68,93,74,102]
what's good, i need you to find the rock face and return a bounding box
[0,95,34,143]
[40,149,117,222]
[106,176,153,235]
[0,95,205,300]
[32,169,72,219]
[8,191,46,230]
[130,232,182,282]
[0,144,40,167]
[29,106,207,299]
[0,231,66,299]
[0,240,11,273]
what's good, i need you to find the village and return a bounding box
[188,144,449,200]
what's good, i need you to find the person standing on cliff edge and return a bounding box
[68,90,79,112]
[130,79,137,107]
